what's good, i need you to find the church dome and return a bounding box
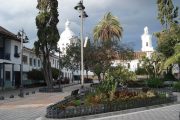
[60,20,75,40]
[58,20,76,55]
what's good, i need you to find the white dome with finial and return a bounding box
[58,20,75,55]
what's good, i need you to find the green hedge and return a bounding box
[147,77,163,88]
[173,82,180,91]
[52,68,60,80]
[135,67,148,75]
[27,68,61,80]
[27,69,44,80]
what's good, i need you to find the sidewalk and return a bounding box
[0,82,80,100]
[0,83,90,107]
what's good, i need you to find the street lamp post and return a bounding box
[17,29,29,97]
[74,0,88,86]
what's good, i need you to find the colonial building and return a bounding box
[0,26,21,89]
[112,26,154,71]
[0,26,60,89]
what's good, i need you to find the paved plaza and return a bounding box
[0,84,83,120]
[91,104,180,120]
[0,85,180,120]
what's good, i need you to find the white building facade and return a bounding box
[112,26,154,71]
[0,24,155,89]
[0,26,60,89]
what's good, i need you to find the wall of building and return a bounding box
[10,40,21,66]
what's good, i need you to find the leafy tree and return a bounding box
[155,0,179,75]
[84,39,93,79]
[34,0,60,88]
[109,65,136,85]
[93,63,103,82]
[140,52,166,78]
[93,12,123,48]
[157,0,179,29]
[156,0,179,57]
[140,56,155,78]
[90,45,114,81]
[116,43,134,63]
[92,12,124,80]
[155,24,180,58]
[164,43,180,68]
[52,68,60,80]
[61,40,81,81]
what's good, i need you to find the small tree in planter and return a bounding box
[95,72,117,101]
[109,65,136,85]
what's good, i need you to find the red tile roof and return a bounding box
[116,51,146,60]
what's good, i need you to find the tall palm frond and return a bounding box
[93,12,123,42]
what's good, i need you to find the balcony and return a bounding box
[0,53,10,60]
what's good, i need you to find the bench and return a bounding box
[90,83,100,87]
[64,89,79,100]
[71,89,79,96]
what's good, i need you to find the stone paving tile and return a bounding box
[0,84,88,120]
[86,104,180,120]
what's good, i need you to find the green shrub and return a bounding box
[52,68,60,80]
[147,77,163,88]
[173,82,180,91]
[163,72,176,81]
[73,100,81,106]
[28,68,61,80]
[127,80,145,88]
[27,69,44,80]
[135,67,148,75]
[109,65,136,85]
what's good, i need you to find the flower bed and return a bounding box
[46,89,177,119]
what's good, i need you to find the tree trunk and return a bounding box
[42,50,53,89]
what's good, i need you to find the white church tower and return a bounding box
[141,26,154,58]
[141,26,154,52]
[58,20,76,55]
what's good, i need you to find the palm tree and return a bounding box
[93,12,123,43]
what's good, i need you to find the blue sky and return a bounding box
[0,0,179,51]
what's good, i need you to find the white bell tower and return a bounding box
[141,26,154,52]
